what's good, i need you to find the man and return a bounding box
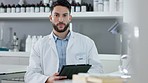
[25,0,103,83]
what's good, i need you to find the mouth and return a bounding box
[57,23,66,28]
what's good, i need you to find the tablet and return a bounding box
[59,64,91,79]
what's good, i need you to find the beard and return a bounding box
[52,22,70,33]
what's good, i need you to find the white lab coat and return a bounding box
[24,31,103,83]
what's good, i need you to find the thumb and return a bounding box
[53,73,59,76]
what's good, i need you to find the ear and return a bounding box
[49,15,52,21]
[69,15,72,22]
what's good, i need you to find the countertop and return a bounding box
[0,51,120,60]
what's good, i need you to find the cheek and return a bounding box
[64,18,70,23]
[51,18,56,22]
[51,18,58,24]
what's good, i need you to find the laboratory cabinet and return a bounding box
[0,56,19,65]
[0,52,29,65]
[0,56,29,65]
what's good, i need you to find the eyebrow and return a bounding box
[54,12,69,15]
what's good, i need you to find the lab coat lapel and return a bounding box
[48,33,58,57]
[66,31,76,64]
[67,31,75,50]
[47,33,59,73]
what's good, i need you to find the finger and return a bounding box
[54,76,67,80]
[53,73,59,76]
[60,76,67,79]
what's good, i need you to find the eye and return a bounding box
[54,14,59,17]
[63,14,67,17]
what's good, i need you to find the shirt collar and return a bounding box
[53,31,71,41]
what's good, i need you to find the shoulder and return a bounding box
[73,32,94,42]
[35,35,50,46]
[72,32,95,45]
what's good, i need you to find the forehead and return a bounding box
[52,6,70,14]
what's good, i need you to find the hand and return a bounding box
[45,73,67,83]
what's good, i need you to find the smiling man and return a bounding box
[24,0,103,83]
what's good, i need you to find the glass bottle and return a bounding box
[11,32,17,51]
[45,4,50,12]
[7,4,11,13]
[81,2,86,12]
[13,38,19,52]
[26,4,31,13]
[1,3,5,13]
[93,0,98,12]
[88,4,93,12]
[109,0,116,12]
[39,1,45,13]
[104,0,109,12]
[16,4,21,13]
[116,0,123,12]
[21,4,26,13]
[98,0,104,12]
[35,4,40,13]
[71,0,76,12]
[25,35,32,52]
[11,4,16,13]
[30,4,35,13]
[75,2,81,12]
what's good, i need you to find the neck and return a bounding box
[53,29,70,39]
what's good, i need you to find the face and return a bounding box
[49,6,72,33]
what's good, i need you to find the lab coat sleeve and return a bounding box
[24,41,49,83]
[88,40,104,74]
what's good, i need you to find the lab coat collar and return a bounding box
[49,30,74,40]
[52,31,71,41]
[48,30,75,56]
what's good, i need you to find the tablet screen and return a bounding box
[59,64,91,79]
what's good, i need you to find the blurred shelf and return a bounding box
[0,12,123,19]
[72,12,123,19]
[0,51,30,57]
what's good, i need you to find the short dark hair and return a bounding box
[50,0,71,13]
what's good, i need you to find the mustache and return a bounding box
[57,22,66,26]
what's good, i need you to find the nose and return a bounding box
[58,16,64,22]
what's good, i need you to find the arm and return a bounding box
[24,42,49,83]
[88,40,104,74]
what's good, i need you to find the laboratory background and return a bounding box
[0,0,147,83]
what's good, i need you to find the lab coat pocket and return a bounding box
[75,54,86,64]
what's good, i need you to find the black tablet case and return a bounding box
[59,64,91,79]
